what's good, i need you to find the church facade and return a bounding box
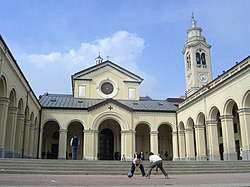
[0,16,250,161]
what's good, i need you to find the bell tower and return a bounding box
[183,14,213,97]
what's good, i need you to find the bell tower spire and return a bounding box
[183,14,213,97]
[191,12,197,28]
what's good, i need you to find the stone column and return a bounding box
[150,131,159,155]
[0,97,10,157]
[178,130,186,161]
[238,108,250,160]
[38,129,44,159]
[194,125,207,161]
[185,128,195,160]
[5,106,18,157]
[220,115,237,160]
[172,131,179,161]
[83,129,97,160]
[121,129,134,161]
[23,120,31,158]
[33,127,39,158]
[58,129,68,159]
[206,120,220,160]
[14,114,25,158]
[29,124,35,158]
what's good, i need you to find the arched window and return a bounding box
[201,53,206,65]
[196,50,207,68]
[186,53,191,68]
[196,52,201,66]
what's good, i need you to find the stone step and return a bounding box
[0,159,250,175]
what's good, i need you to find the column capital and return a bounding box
[206,120,218,125]
[194,125,205,129]
[220,115,234,121]
[84,129,98,133]
[172,131,178,135]
[178,129,185,134]
[18,114,25,120]
[25,119,31,125]
[238,108,250,115]
[121,129,135,134]
[0,97,10,105]
[8,106,18,113]
[185,128,193,133]
[150,131,158,135]
[59,129,68,132]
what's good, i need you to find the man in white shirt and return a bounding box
[146,152,169,179]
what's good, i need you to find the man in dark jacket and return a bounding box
[70,134,80,160]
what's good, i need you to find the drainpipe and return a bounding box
[22,91,30,158]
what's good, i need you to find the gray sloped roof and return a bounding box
[39,93,178,112]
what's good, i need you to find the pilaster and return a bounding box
[194,125,207,161]
[23,120,31,158]
[5,106,18,158]
[28,124,35,158]
[150,130,159,155]
[185,128,195,160]
[0,97,10,157]
[14,114,25,158]
[206,120,220,161]
[58,129,68,159]
[178,130,186,161]
[38,129,44,158]
[220,115,237,160]
[83,129,98,160]
[238,108,250,160]
[121,129,134,161]
[33,127,39,158]
[172,131,179,161]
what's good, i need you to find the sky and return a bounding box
[1,0,250,100]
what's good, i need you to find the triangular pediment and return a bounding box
[72,60,143,83]
[88,98,132,112]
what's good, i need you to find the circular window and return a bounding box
[101,82,114,95]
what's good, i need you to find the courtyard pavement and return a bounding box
[0,173,250,187]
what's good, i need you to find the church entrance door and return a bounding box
[99,129,114,160]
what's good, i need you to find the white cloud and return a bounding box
[19,31,157,96]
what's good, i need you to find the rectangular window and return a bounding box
[129,88,136,99]
[79,85,86,97]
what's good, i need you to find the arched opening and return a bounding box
[243,90,250,108]
[0,76,7,97]
[98,119,121,160]
[14,98,24,157]
[4,89,17,157]
[232,104,241,160]
[42,121,60,159]
[196,112,208,160]
[158,124,173,160]
[186,118,196,160]
[178,122,186,160]
[67,121,84,160]
[209,107,222,160]
[224,100,241,160]
[135,123,150,160]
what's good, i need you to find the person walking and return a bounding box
[145,152,169,179]
[128,153,145,178]
[70,134,80,160]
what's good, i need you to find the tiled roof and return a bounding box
[39,93,178,112]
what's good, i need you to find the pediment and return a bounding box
[72,60,143,83]
[88,98,132,112]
